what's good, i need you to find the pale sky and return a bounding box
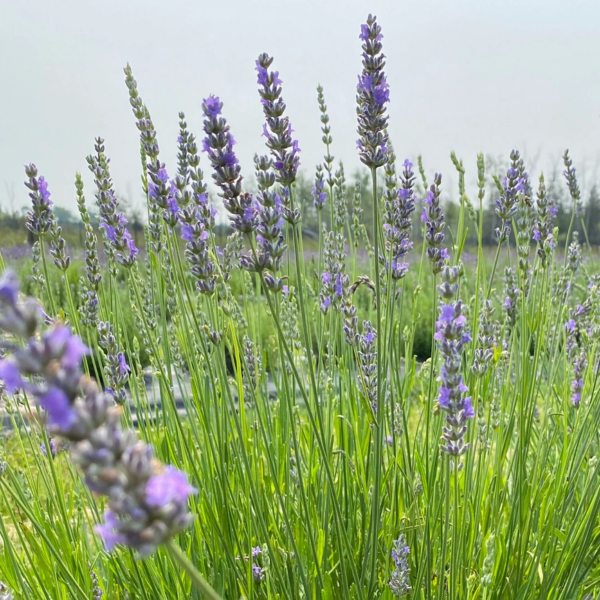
[0,0,598,215]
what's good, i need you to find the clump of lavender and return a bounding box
[382,157,415,281]
[389,534,411,597]
[97,321,130,405]
[435,265,474,456]
[202,95,257,234]
[563,149,584,218]
[356,14,389,169]
[533,174,555,268]
[358,321,377,415]
[495,150,524,243]
[24,164,54,237]
[87,139,138,268]
[257,53,301,197]
[0,271,196,557]
[421,173,447,274]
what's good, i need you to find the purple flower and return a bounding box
[256,53,301,191]
[40,388,76,429]
[117,354,129,377]
[0,273,19,306]
[0,360,23,393]
[356,15,389,168]
[146,466,197,508]
[181,224,194,242]
[41,438,57,458]
[204,95,222,118]
[95,510,127,552]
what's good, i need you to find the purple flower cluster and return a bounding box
[312,165,327,210]
[0,271,196,557]
[421,173,448,274]
[202,95,257,234]
[182,205,217,295]
[24,164,54,237]
[495,150,525,243]
[148,165,179,229]
[356,14,390,169]
[97,321,130,405]
[382,158,415,280]
[435,266,474,456]
[389,534,411,597]
[565,300,592,408]
[256,54,301,193]
[87,139,138,268]
[358,321,378,415]
[239,155,287,291]
[320,232,350,314]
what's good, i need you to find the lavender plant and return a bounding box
[1,13,600,600]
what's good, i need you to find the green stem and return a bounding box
[166,541,224,600]
[367,165,383,594]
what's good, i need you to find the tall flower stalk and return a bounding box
[356,13,391,591]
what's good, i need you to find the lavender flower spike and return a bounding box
[256,53,301,190]
[435,265,474,455]
[356,14,390,169]
[24,164,54,237]
[421,173,448,274]
[389,534,411,597]
[0,270,196,557]
[202,95,257,234]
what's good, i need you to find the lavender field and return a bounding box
[0,7,599,600]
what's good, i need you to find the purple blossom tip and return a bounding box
[145,466,197,508]
[203,95,222,118]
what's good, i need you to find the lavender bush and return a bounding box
[0,14,599,600]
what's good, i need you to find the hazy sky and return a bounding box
[0,0,598,216]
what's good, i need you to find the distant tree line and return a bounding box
[1,155,597,250]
